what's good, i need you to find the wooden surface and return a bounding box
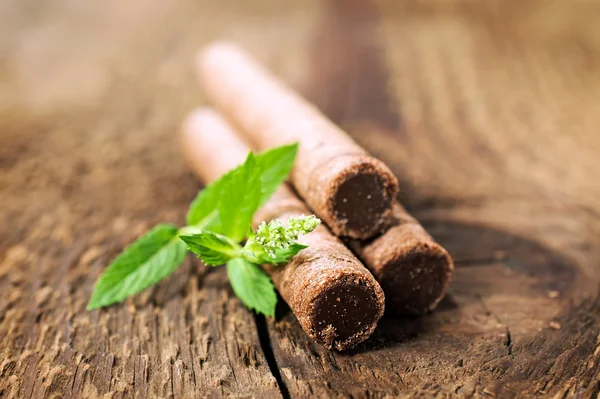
[1,0,599,397]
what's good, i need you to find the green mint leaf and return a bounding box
[218,153,262,242]
[254,143,298,206]
[226,258,277,317]
[185,143,298,233]
[87,224,187,310]
[185,168,235,229]
[244,241,308,265]
[179,230,241,266]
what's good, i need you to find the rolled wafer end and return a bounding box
[311,269,385,350]
[310,154,398,240]
[378,233,452,315]
[265,229,385,351]
[351,206,454,315]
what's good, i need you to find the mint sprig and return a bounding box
[185,143,298,229]
[88,143,320,316]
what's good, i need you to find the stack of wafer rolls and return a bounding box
[182,109,385,351]
[195,42,454,316]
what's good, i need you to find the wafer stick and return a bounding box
[349,204,453,315]
[198,42,399,240]
[181,109,385,351]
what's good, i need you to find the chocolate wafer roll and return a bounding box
[181,108,385,351]
[198,41,399,240]
[350,203,454,315]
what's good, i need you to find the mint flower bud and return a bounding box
[255,215,320,258]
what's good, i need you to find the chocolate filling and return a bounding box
[333,173,389,234]
[312,281,380,342]
[383,250,450,314]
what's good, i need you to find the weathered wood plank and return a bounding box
[1,0,600,397]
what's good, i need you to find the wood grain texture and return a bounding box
[1,0,599,397]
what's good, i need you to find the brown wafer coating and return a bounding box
[350,203,454,315]
[182,109,385,350]
[198,42,399,240]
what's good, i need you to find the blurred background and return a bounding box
[1,0,599,396]
[2,0,599,280]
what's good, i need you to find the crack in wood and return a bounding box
[476,292,513,357]
[255,314,289,399]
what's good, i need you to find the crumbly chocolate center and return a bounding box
[383,251,449,314]
[312,282,380,341]
[333,173,388,234]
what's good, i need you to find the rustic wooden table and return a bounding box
[1,0,599,397]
